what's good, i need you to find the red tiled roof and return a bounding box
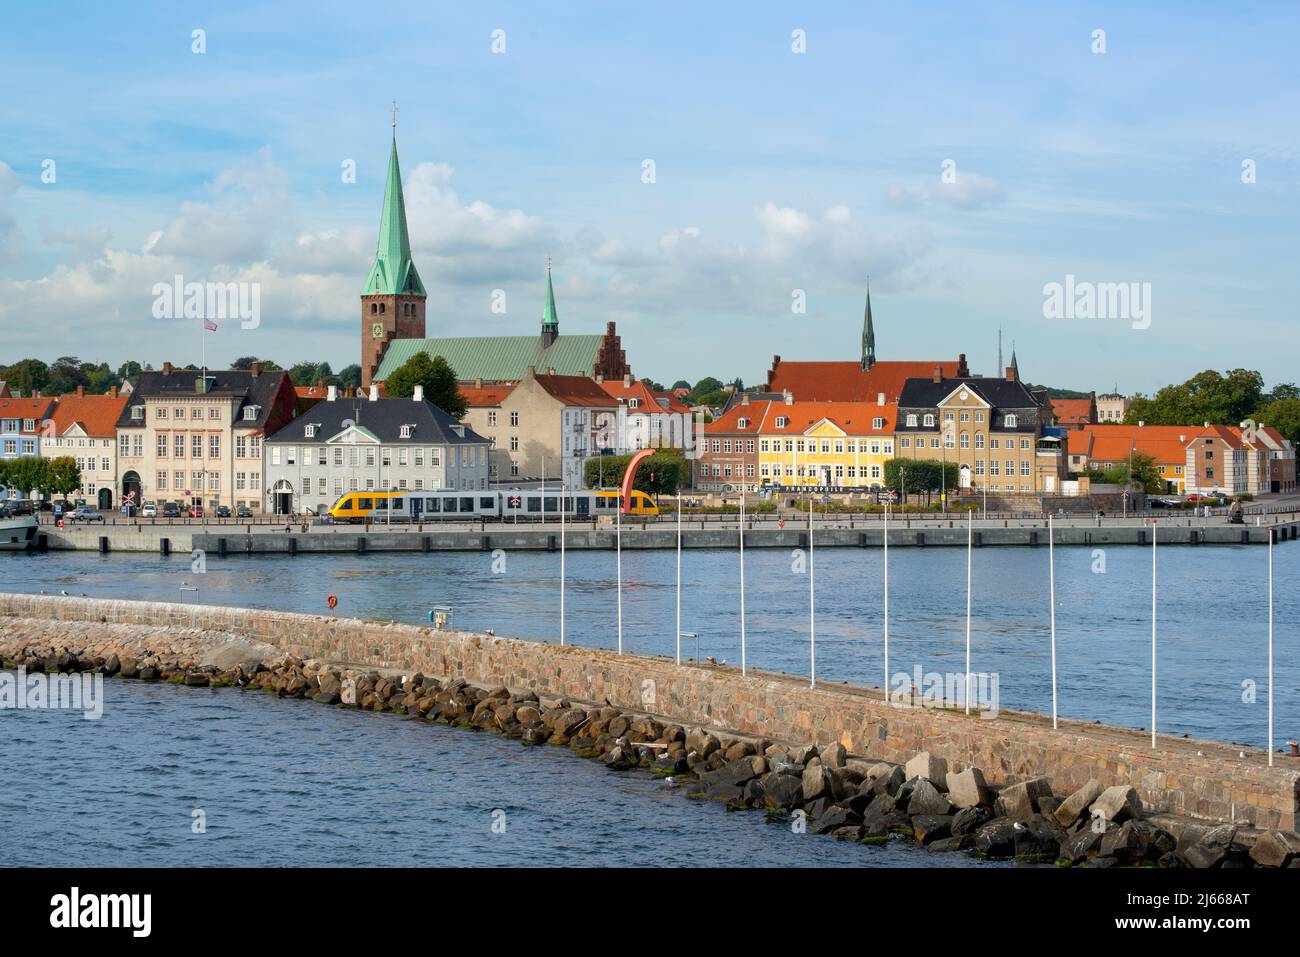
[598,379,692,414]
[533,374,618,407]
[459,384,516,407]
[768,360,960,403]
[0,396,57,421]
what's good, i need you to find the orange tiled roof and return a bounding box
[459,383,516,407]
[763,400,897,436]
[1051,398,1094,425]
[0,396,57,420]
[48,393,128,438]
[598,378,692,414]
[704,400,774,435]
[768,360,960,403]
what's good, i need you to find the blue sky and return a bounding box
[1,1,1298,395]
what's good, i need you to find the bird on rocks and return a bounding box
[59,590,70,596]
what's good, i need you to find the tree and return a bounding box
[337,364,362,392]
[4,457,47,498]
[385,352,467,418]
[46,457,82,500]
[640,377,666,392]
[1127,451,1163,494]
[583,449,686,495]
[117,360,143,381]
[2,358,50,395]
[689,376,724,403]
[1253,397,1300,452]
[1125,368,1264,427]
[231,356,281,371]
[883,458,959,504]
[1268,382,1300,402]
[288,361,336,386]
[670,379,691,391]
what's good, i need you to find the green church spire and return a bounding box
[862,279,876,370]
[541,257,559,347]
[361,113,426,298]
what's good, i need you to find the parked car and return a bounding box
[70,506,105,524]
[162,503,181,518]
[215,505,231,518]
[187,504,205,518]
[141,502,157,518]
[236,504,253,518]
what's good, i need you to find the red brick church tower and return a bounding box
[361,113,427,390]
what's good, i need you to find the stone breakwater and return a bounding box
[2,593,1298,837]
[3,623,1298,868]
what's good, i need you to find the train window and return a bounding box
[479,497,495,509]
[527,497,541,511]
[376,498,388,510]
[443,498,457,513]
[391,498,404,510]
[459,497,474,512]
[357,498,372,510]
[425,498,438,511]
[544,497,557,512]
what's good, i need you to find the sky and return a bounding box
[1,1,1298,395]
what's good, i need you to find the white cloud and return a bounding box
[0,161,22,264]
[928,170,1006,210]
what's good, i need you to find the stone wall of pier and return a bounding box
[1,592,1295,830]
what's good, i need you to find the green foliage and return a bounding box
[882,458,960,501]
[1125,368,1264,427]
[583,449,686,495]
[384,352,467,418]
[288,361,336,386]
[336,364,363,392]
[0,456,77,498]
[45,457,82,498]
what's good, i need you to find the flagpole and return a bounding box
[1268,527,1274,766]
[739,491,746,676]
[616,492,623,654]
[883,497,889,696]
[809,493,815,689]
[675,492,682,666]
[1049,513,1057,730]
[965,509,972,715]
[559,482,565,646]
[1151,521,1157,749]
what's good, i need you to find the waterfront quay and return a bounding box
[34,512,1300,553]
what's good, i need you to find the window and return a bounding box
[923,414,935,427]
[157,471,167,490]
[906,414,918,427]
[796,440,805,452]
[132,435,143,457]
[1005,459,1014,475]
[243,406,258,421]
[775,417,787,428]
[1005,414,1018,428]
[746,440,755,453]
[398,448,408,466]
[760,439,769,452]
[975,412,984,423]
[991,439,1000,449]
[318,447,327,466]
[305,425,317,438]
[834,440,844,453]
[131,407,143,421]
[174,470,184,490]
[990,460,1000,475]
[901,437,910,448]
[117,435,128,456]
[510,412,519,427]
[487,411,497,427]
[873,417,884,430]
[157,435,168,457]
[209,435,220,457]
[960,433,970,449]
[400,425,412,438]
[190,407,201,419]
[1020,461,1031,476]
[944,412,954,421]
[236,435,247,458]
[209,408,220,420]
[930,438,940,449]
[723,439,732,453]
[333,447,343,466]
[509,436,518,451]
[236,472,246,491]
[192,435,202,457]
[960,412,970,422]
[414,448,424,467]
[174,408,184,419]
[157,408,168,419]
[737,417,748,429]
[975,434,985,449]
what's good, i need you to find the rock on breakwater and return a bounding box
[1,618,1295,869]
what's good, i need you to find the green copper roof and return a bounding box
[542,261,559,331]
[862,282,876,368]
[374,334,605,383]
[361,135,427,297]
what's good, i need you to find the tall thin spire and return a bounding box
[1009,340,1019,377]
[861,278,876,370]
[361,113,426,298]
[541,257,559,348]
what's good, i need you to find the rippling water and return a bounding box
[0,678,1004,867]
[4,544,1294,746]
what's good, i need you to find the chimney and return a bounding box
[595,374,603,384]
[1204,421,1210,428]
[327,385,338,402]
[413,384,424,402]
[1005,364,1017,382]
[1138,420,1145,428]
[369,384,379,402]
[783,390,793,406]
[957,354,969,378]
[109,386,118,398]
[163,362,173,375]
[75,385,85,397]
[475,377,483,389]
[251,362,261,377]
[527,365,537,378]
[741,392,750,406]
[877,392,885,406]
[623,373,632,386]
[932,366,942,383]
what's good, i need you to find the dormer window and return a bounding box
[304,424,317,438]
[1005,414,1018,428]
[873,417,884,430]
[243,405,259,421]
[400,425,412,438]
[922,414,935,427]
[629,398,640,409]
[906,414,917,427]
[737,417,748,429]
[131,406,144,420]
[775,416,787,428]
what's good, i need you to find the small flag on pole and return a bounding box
[203,318,218,332]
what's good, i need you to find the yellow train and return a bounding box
[328,488,659,523]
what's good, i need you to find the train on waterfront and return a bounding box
[327,488,660,523]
